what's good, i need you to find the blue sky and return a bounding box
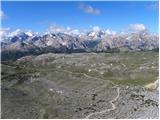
[1,1,159,33]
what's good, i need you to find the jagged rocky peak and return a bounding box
[0,28,159,60]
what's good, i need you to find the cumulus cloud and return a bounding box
[0,28,11,40]
[128,24,146,32]
[47,25,81,36]
[105,29,116,35]
[47,25,65,33]
[92,26,101,32]
[0,10,7,19]
[79,3,101,15]
[70,29,80,35]
[0,28,39,40]
[0,28,25,40]
[10,29,22,36]
[47,25,119,37]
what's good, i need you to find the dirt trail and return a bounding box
[85,87,119,119]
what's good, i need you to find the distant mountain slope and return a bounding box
[1,30,159,60]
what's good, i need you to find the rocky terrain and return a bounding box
[1,29,159,60]
[1,52,159,119]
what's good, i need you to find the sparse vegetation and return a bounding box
[1,52,158,119]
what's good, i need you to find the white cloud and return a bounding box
[105,29,111,34]
[47,25,118,37]
[69,29,80,35]
[0,10,7,19]
[105,29,116,35]
[9,29,23,37]
[80,3,101,15]
[47,25,81,36]
[66,27,71,31]
[48,25,63,33]
[0,28,39,40]
[92,26,101,32]
[128,24,146,32]
[0,28,10,40]
[25,31,33,37]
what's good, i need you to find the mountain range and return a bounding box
[1,29,159,60]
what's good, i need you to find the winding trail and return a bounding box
[85,87,120,119]
[56,69,115,85]
[56,69,120,119]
